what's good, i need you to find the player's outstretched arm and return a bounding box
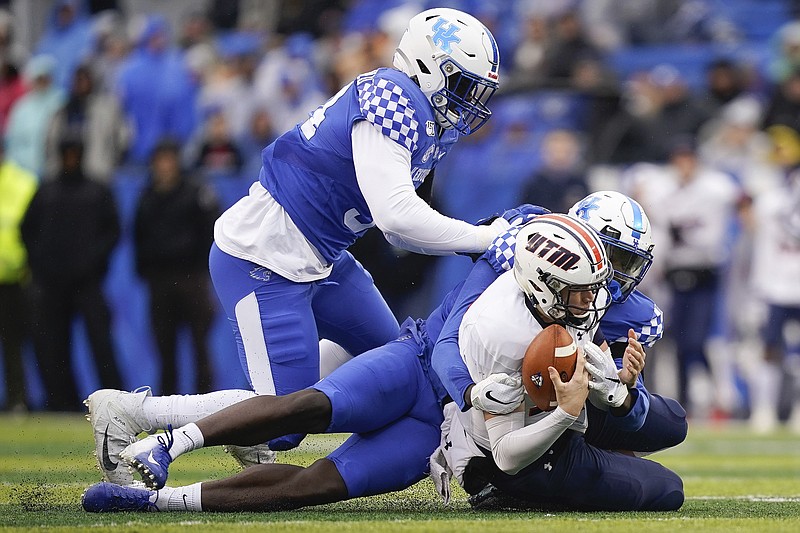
[352,121,502,255]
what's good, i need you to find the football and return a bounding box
[521,324,578,411]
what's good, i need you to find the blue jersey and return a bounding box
[259,67,459,263]
[600,289,663,348]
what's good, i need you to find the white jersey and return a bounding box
[750,183,800,305]
[654,166,741,270]
[457,271,590,452]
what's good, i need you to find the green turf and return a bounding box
[1,413,799,531]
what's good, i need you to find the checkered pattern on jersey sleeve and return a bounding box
[637,303,663,347]
[357,77,420,152]
[483,226,520,274]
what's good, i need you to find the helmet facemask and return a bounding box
[598,225,653,301]
[430,58,497,134]
[533,268,612,331]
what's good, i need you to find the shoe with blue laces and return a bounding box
[81,482,158,512]
[120,426,174,489]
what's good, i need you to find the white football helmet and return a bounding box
[513,214,613,331]
[393,8,500,135]
[568,191,655,302]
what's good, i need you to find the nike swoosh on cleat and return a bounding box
[147,450,158,466]
[102,425,118,471]
[183,493,189,510]
[485,390,515,405]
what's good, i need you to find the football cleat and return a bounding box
[121,426,174,490]
[468,483,535,511]
[223,444,277,469]
[81,481,159,512]
[84,387,152,485]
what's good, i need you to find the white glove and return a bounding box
[583,343,628,409]
[470,373,523,414]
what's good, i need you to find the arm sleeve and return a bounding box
[431,259,501,410]
[486,407,577,475]
[352,120,496,254]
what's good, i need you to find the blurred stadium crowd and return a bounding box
[1,0,800,433]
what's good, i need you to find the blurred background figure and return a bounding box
[239,105,278,179]
[519,128,589,213]
[595,64,713,164]
[33,0,95,92]
[191,107,243,179]
[133,138,220,395]
[115,14,197,166]
[5,54,65,178]
[0,8,28,138]
[649,138,746,420]
[45,63,130,183]
[253,33,326,133]
[746,125,800,433]
[0,141,37,412]
[20,137,122,410]
[698,96,779,196]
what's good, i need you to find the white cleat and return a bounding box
[224,444,277,469]
[85,387,152,485]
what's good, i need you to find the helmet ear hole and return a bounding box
[416,59,431,75]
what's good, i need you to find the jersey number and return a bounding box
[300,71,377,140]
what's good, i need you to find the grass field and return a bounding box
[1,413,799,532]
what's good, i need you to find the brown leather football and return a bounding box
[522,323,578,411]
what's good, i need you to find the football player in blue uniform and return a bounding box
[85,7,514,483]
[82,215,683,513]
[431,191,686,509]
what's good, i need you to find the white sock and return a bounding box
[751,361,781,415]
[152,482,203,511]
[319,339,353,379]
[169,423,204,460]
[140,389,258,429]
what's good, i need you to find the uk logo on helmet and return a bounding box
[572,196,600,220]
[431,18,461,54]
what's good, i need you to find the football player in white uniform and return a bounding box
[85,7,517,485]
[431,213,684,511]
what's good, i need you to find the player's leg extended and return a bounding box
[487,431,684,511]
[83,459,348,513]
[313,251,400,362]
[121,325,434,489]
[202,336,444,511]
[120,389,332,489]
[201,459,347,511]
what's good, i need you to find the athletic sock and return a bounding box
[140,389,258,429]
[169,423,204,460]
[153,483,203,511]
